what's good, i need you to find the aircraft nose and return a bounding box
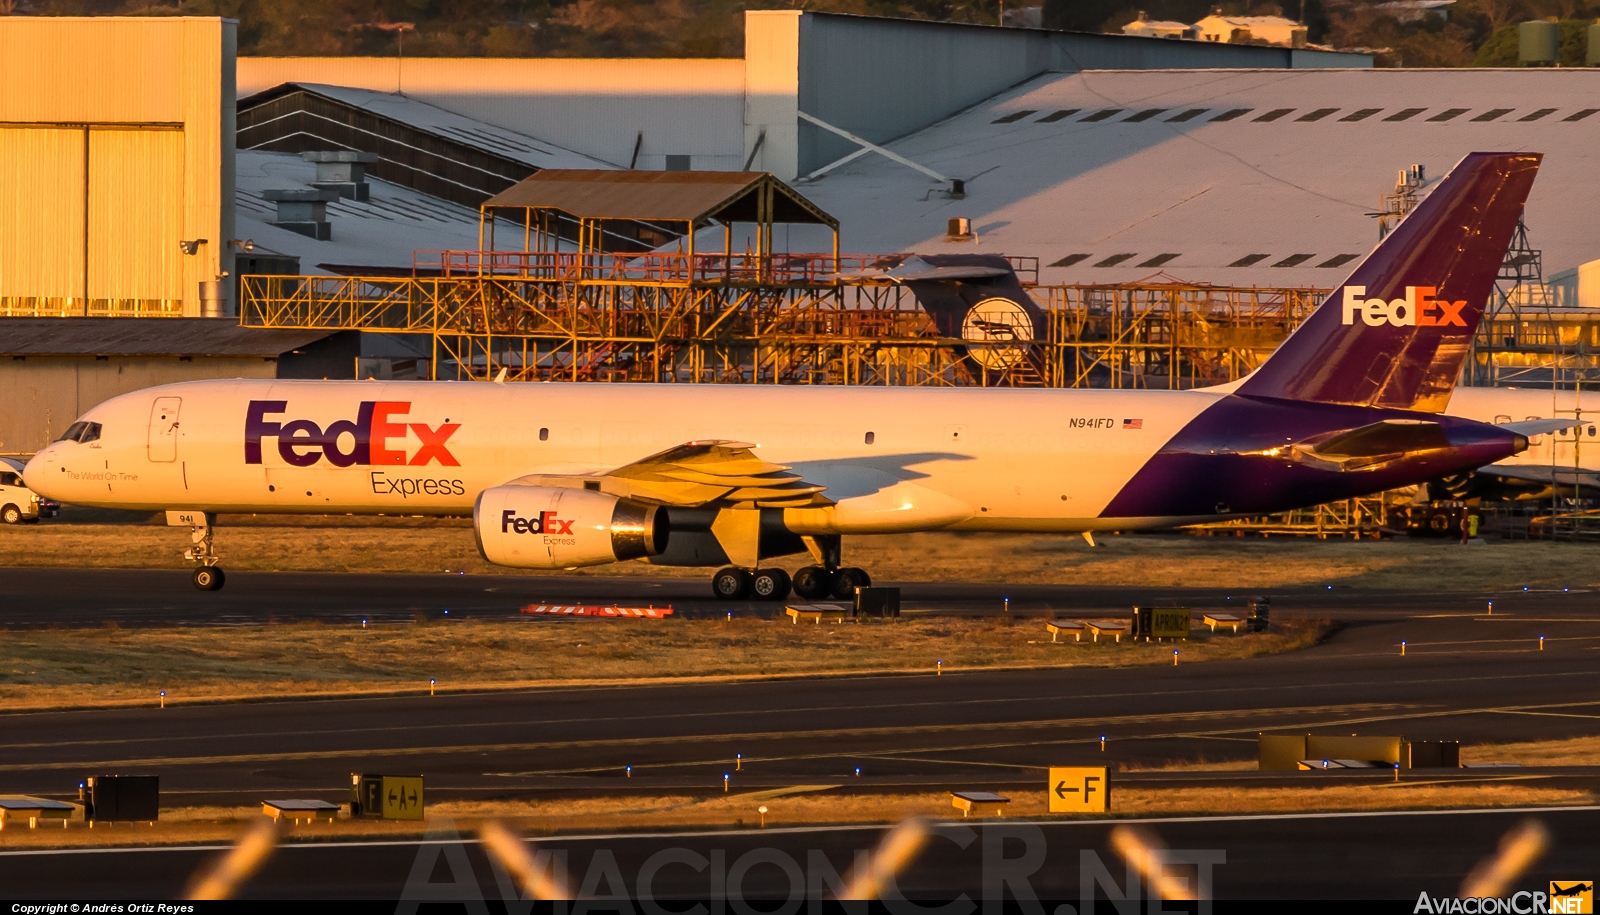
[22,446,61,494]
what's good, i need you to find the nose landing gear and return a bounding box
[179,512,226,591]
[191,565,226,591]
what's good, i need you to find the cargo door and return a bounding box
[148,396,181,462]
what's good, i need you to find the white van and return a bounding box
[0,457,59,524]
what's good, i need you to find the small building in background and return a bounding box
[1002,6,1044,28]
[1194,12,1309,47]
[1374,0,1454,23]
[1122,12,1198,39]
[1550,259,1600,310]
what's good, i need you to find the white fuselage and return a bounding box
[1445,387,1600,470]
[25,379,1231,532]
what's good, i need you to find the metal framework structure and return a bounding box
[240,255,1321,391]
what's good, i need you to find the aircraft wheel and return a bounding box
[831,567,871,600]
[751,568,791,602]
[711,566,752,600]
[192,566,226,591]
[792,566,832,600]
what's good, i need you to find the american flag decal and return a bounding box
[1123,418,1143,429]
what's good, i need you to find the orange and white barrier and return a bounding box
[520,604,673,619]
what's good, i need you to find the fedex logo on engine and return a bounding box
[1340,286,1468,328]
[501,510,574,535]
[245,401,460,467]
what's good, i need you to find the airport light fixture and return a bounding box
[758,805,768,827]
[430,678,436,696]
[736,753,742,771]
[1100,735,1106,752]
[159,690,166,709]
[626,766,632,778]
[723,773,730,792]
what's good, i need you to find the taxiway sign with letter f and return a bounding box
[1049,766,1110,814]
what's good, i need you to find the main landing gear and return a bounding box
[710,565,870,601]
[183,513,226,591]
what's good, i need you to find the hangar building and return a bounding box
[797,68,1600,291]
[0,17,236,318]
[0,319,347,454]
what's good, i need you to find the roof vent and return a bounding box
[263,188,340,240]
[948,217,975,240]
[302,151,379,202]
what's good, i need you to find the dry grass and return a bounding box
[0,617,1326,711]
[1467,735,1600,767]
[6,513,1600,590]
[0,784,1589,850]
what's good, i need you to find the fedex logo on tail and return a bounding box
[245,401,460,467]
[1341,286,1468,328]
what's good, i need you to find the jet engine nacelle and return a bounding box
[474,485,665,569]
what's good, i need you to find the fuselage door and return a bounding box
[149,396,181,462]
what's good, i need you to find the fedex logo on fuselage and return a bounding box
[1341,286,1468,328]
[245,400,460,467]
[501,510,574,535]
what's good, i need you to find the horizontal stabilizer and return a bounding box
[1291,419,1450,472]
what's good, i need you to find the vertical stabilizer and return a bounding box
[1238,152,1541,412]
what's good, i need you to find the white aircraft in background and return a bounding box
[1444,387,1600,499]
[25,153,1568,595]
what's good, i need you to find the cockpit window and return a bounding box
[55,421,101,443]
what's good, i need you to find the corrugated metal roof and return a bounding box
[235,149,483,273]
[0,318,336,356]
[801,68,1600,288]
[484,170,837,226]
[242,83,613,172]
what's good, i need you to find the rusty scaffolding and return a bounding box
[240,258,1322,389]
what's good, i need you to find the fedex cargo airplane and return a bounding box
[25,152,1565,596]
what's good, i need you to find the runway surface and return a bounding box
[1,566,1594,626]
[2,565,1598,900]
[2,570,1598,801]
[3,807,1596,900]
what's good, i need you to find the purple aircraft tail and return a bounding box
[1238,152,1541,413]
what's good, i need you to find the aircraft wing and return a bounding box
[1473,463,1600,489]
[834,256,1013,283]
[1500,418,1583,437]
[508,440,830,508]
